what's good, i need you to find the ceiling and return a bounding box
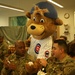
[53,0,75,9]
[0,0,75,16]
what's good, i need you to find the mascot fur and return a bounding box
[25,1,63,75]
[26,1,63,60]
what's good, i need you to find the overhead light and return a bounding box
[47,0,64,8]
[0,3,25,12]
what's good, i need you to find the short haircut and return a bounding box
[15,40,25,47]
[53,39,68,53]
[60,35,67,41]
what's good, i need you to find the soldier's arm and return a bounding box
[63,62,75,75]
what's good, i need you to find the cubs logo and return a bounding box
[35,43,41,54]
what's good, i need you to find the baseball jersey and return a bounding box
[28,35,53,60]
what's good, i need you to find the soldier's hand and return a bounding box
[3,58,16,70]
[8,63,16,70]
[3,59,10,69]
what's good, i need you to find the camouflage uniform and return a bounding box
[0,41,8,75]
[46,55,75,75]
[0,59,3,74]
[0,40,8,60]
[1,53,34,75]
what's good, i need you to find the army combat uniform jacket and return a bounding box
[46,55,75,75]
[0,41,8,60]
[1,53,34,75]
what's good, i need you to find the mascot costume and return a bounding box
[26,1,63,60]
[25,1,63,75]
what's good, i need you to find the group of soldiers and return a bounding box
[0,35,75,75]
[0,36,34,75]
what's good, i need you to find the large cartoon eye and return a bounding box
[40,19,44,23]
[33,17,36,21]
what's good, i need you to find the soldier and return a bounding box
[0,60,3,75]
[39,39,75,75]
[0,35,8,60]
[1,40,34,75]
[0,35,8,74]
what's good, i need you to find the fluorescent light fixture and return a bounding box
[47,0,64,8]
[0,4,25,12]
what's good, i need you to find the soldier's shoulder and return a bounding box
[26,53,35,61]
[63,58,75,75]
[47,56,57,63]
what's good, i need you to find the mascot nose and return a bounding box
[30,25,36,30]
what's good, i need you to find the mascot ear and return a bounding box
[54,18,63,25]
[26,12,31,19]
[34,5,40,10]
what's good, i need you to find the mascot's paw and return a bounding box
[25,59,43,74]
[25,62,34,73]
[37,70,47,75]
[28,61,34,66]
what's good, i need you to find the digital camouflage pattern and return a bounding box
[0,41,8,60]
[46,55,75,75]
[1,53,34,75]
[0,41,8,74]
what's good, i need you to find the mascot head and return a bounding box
[26,1,63,39]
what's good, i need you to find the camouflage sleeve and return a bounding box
[68,69,75,75]
[3,43,8,54]
[27,54,35,62]
[0,43,8,59]
[25,53,35,63]
[63,62,75,75]
[0,50,3,57]
[0,60,3,72]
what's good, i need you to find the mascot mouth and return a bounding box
[33,31,45,38]
[27,24,45,36]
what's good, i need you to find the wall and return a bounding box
[0,13,8,26]
[57,8,75,42]
[74,11,75,28]
[0,10,25,26]
[0,7,75,42]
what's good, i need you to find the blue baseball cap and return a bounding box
[30,1,58,19]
